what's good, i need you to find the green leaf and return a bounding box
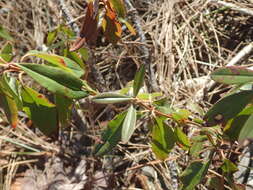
[175,127,191,149]
[23,50,84,77]
[221,159,238,173]
[0,42,13,62]
[180,160,210,190]
[78,48,89,61]
[0,74,22,109]
[189,136,207,158]
[92,92,132,104]
[21,86,58,135]
[204,91,253,126]
[238,114,253,141]
[109,0,126,18]
[55,94,73,128]
[121,105,137,143]
[64,49,85,69]
[0,25,13,41]
[133,64,145,97]
[172,109,191,122]
[94,112,126,156]
[151,117,176,160]
[211,66,253,85]
[0,85,18,128]
[46,30,58,46]
[17,63,88,99]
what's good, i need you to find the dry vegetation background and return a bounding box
[1,0,253,189]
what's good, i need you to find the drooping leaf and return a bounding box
[0,84,18,128]
[21,86,58,135]
[211,66,253,85]
[92,92,132,104]
[0,25,13,41]
[180,160,210,190]
[133,64,145,97]
[108,0,126,18]
[17,63,88,99]
[0,74,22,109]
[151,117,176,160]
[175,127,191,149]
[121,105,137,143]
[204,91,253,126]
[0,42,13,62]
[94,112,126,156]
[55,94,73,128]
[23,50,84,77]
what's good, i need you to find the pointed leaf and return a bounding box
[133,64,145,97]
[21,86,57,135]
[221,159,238,173]
[175,127,191,149]
[180,160,210,190]
[92,92,132,104]
[94,112,126,156]
[118,18,136,35]
[211,66,253,85]
[204,91,253,126]
[17,63,88,99]
[23,50,84,77]
[121,105,136,143]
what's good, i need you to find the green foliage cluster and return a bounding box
[1,0,253,189]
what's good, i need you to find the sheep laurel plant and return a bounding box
[1,0,253,189]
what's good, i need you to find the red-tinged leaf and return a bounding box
[118,17,136,35]
[22,50,84,77]
[16,63,88,99]
[70,1,99,51]
[108,0,126,18]
[21,86,58,135]
[211,66,253,85]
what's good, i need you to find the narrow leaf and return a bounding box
[175,127,191,149]
[211,66,253,85]
[204,91,253,126]
[21,86,58,135]
[118,18,136,35]
[238,114,253,141]
[133,64,145,97]
[121,105,137,143]
[92,92,132,104]
[23,50,84,77]
[17,63,88,99]
[180,161,210,190]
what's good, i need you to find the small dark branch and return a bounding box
[59,0,80,35]
[124,0,159,92]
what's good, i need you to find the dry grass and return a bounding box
[1,0,253,189]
